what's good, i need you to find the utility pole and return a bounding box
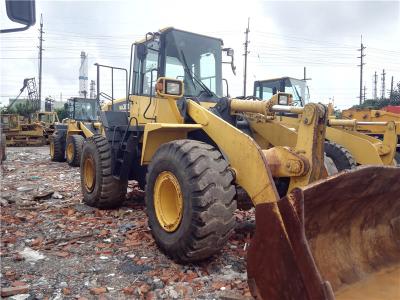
[243,17,250,97]
[357,36,366,104]
[363,85,366,102]
[381,69,386,100]
[38,14,44,111]
[303,66,312,81]
[373,71,378,100]
[390,76,394,101]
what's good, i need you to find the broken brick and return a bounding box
[139,283,150,294]
[54,251,70,258]
[90,287,107,295]
[62,288,71,295]
[123,287,134,295]
[11,281,26,287]
[31,237,44,247]
[1,286,29,297]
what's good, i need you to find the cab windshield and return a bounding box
[69,98,98,121]
[163,30,223,98]
[255,78,309,106]
[38,114,53,123]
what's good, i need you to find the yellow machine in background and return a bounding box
[0,113,46,146]
[50,97,102,166]
[78,28,400,300]
[32,111,60,142]
[254,77,399,168]
[342,107,400,135]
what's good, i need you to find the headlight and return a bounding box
[166,81,181,95]
[278,94,288,105]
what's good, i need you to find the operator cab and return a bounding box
[35,112,59,124]
[131,28,235,102]
[67,97,99,122]
[254,77,309,106]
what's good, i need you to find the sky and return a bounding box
[0,0,399,110]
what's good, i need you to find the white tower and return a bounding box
[79,51,88,98]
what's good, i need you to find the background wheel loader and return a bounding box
[50,97,102,166]
[80,28,400,299]
[32,111,60,143]
[342,107,400,162]
[254,77,398,169]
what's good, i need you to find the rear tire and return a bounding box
[395,151,400,166]
[145,140,236,263]
[324,141,356,172]
[50,133,66,162]
[0,133,6,162]
[66,135,85,167]
[81,134,128,209]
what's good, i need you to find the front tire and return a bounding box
[145,140,236,263]
[66,135,85,167]
[81,134,127,209]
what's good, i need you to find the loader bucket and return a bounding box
[247,166,400,300]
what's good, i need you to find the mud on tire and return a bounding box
[81,134,127,209]
[145,139,237,263]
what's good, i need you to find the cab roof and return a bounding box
[255,77,305,83]
[134,27,224,45]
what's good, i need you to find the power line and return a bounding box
[373,71,378,100]
[38,14,44,108]
[243,18,250,97]
[390,76,394,100]
[363,85,366,102]
[381,69,386,100]
[357,36,366,105]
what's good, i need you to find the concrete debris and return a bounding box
[16,186,35,193]
[1,146,254,299]
[19,248,45,262]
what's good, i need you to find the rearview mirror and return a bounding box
[6,0,36,26]
[1,0,36,33]
[222,48,236,75]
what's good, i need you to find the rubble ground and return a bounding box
[1,146,255,300]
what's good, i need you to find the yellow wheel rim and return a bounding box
[66,142,74,161]
[50,142,54,158]
[83,157,95,192]
[154,171,183,232]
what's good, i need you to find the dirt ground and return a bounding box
[0,146,255,300]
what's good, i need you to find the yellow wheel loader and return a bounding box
[32,111,60,143]
[50,97,102,166]
[80,28,400,300]
[342,107,400,163]
[254,77,398,168]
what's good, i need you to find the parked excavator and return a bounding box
[79,28,400,299]
[254,77,398,169]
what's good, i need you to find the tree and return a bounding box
[55,105,69,120]
[351,81,400,109]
